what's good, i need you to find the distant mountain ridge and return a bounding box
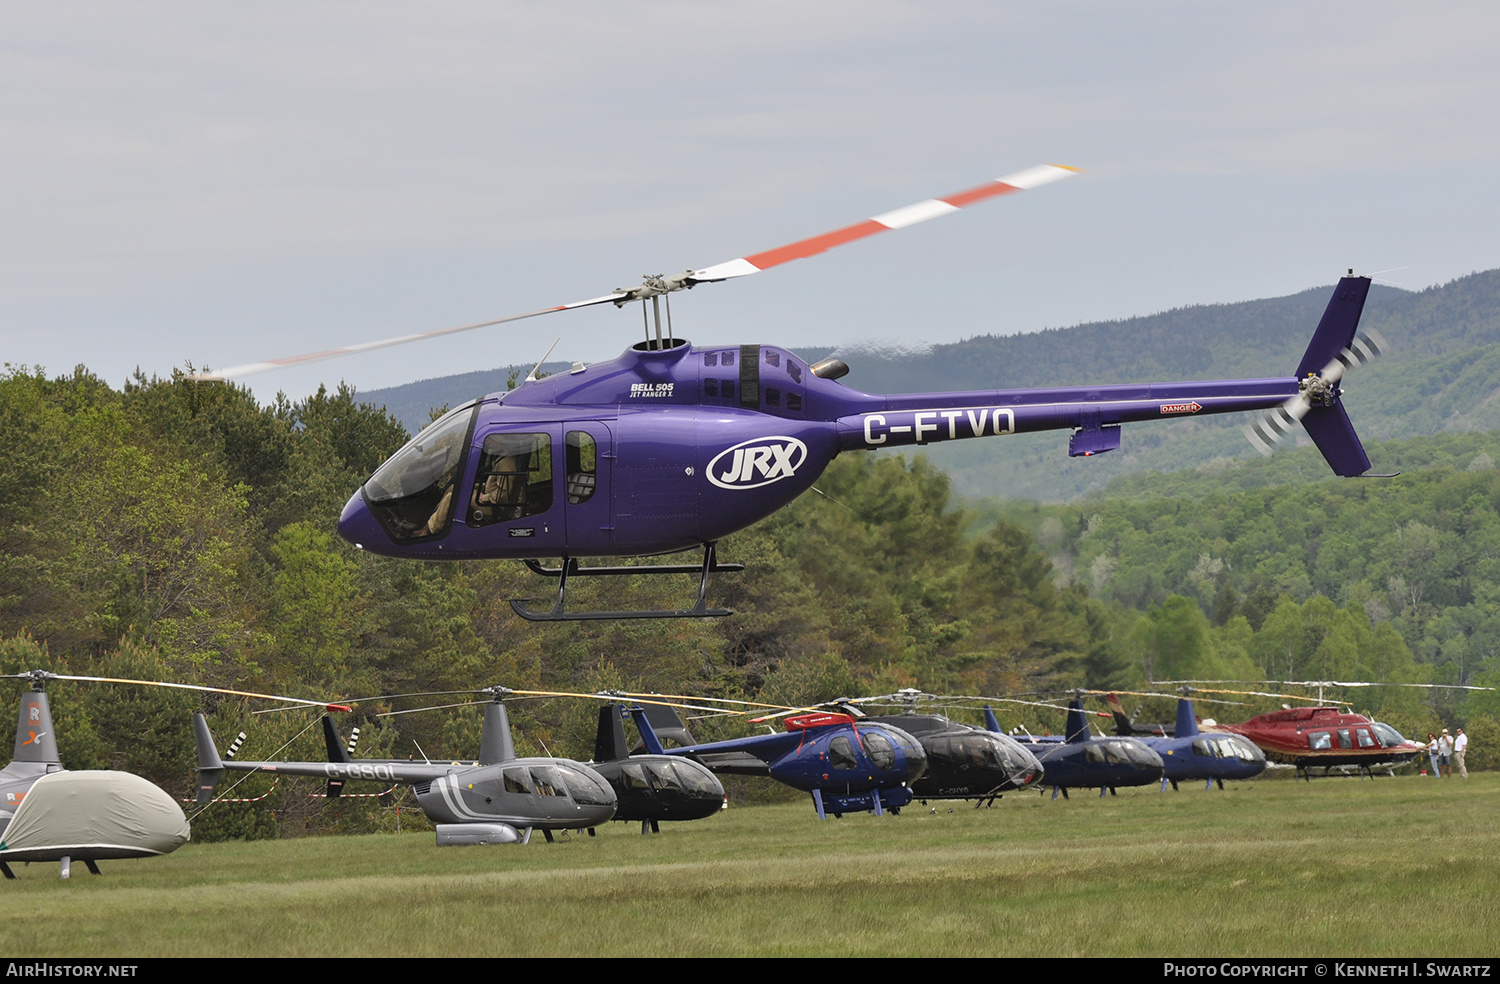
[360,268,1500,501]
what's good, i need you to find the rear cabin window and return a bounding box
[469,433,552,526]
[565,431,597,504]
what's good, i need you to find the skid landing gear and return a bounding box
[510,542,743,622]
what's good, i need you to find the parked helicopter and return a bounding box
[1204,706,1423,779]
[627,702,927,820]
[194,698,618,844]
[196,166,1390,621]
[724,691,1047,805]
[1148,679,1443,778]
[865,710,1045,805]
[0,668,338,878]
[588,703,725,834]
[1102,693,1266,790]
[1006,698,1165,799]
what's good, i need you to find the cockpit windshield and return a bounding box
[363,402,477,541]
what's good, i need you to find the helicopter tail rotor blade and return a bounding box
[690,165,1080,283]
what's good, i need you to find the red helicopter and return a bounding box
[1204,706,1423,778]
[1150,679,1497,778]
[196,166,1391,621]
[1142,681,1431,778]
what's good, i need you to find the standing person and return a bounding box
[1454,727,1468,779]
[1427,733,1440,777]
[1439,729,1454,778]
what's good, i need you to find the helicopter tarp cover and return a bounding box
[0,771,189,862]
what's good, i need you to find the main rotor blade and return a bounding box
[4,671,351,711]
[689,165,1080,283]
[191,293,627,382]
[192,164,1078,382]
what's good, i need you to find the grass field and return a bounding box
[2,772,1497,958]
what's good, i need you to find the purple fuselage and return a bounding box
[337,338,1298,560]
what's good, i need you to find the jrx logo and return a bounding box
[708,437,808,490]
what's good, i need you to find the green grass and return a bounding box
[3,773,1497,957]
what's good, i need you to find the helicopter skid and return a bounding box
[522,558,745,578]
[510,543,737,621]
[510,600,732,621]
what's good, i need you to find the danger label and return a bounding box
[1159,402,1202,415]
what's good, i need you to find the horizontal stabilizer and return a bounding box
[1069,425,1121,458]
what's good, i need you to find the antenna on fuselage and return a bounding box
[525,338,561,383]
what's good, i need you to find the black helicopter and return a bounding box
[870,710,1045,805]
[195,166,1390,621]
[590,703,725,834]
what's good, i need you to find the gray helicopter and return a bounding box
[194,696,620,844]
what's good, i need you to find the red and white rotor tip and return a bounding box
[690,165,1081,282]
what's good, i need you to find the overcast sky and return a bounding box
[4,2,1499,402]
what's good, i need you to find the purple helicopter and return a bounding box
[198,165,1390,621]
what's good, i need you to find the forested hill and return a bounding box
[364,269,1500,501]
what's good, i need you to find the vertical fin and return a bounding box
[322,716,350,799]
[1064,699,1090,744]
[192,713,225,804]
[637,703,697,747]
[1175,698,1200,738]
[1301,402,1373,477]
[629,706,667,755]
[479,701,515,765]
[1104,693,1133,735]
[13,691,60,766]
[983,706,1002,733]
[1295,276,1373,378]
[594,705,631,762]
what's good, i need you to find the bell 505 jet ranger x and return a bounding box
[198,166,1391,621]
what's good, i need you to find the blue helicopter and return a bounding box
[1004,698,1165,799]
[627,702,928,820]
[1102,692,1266,790]
[197,166,1390,621]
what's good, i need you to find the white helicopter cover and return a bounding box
[0,770,189,862]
